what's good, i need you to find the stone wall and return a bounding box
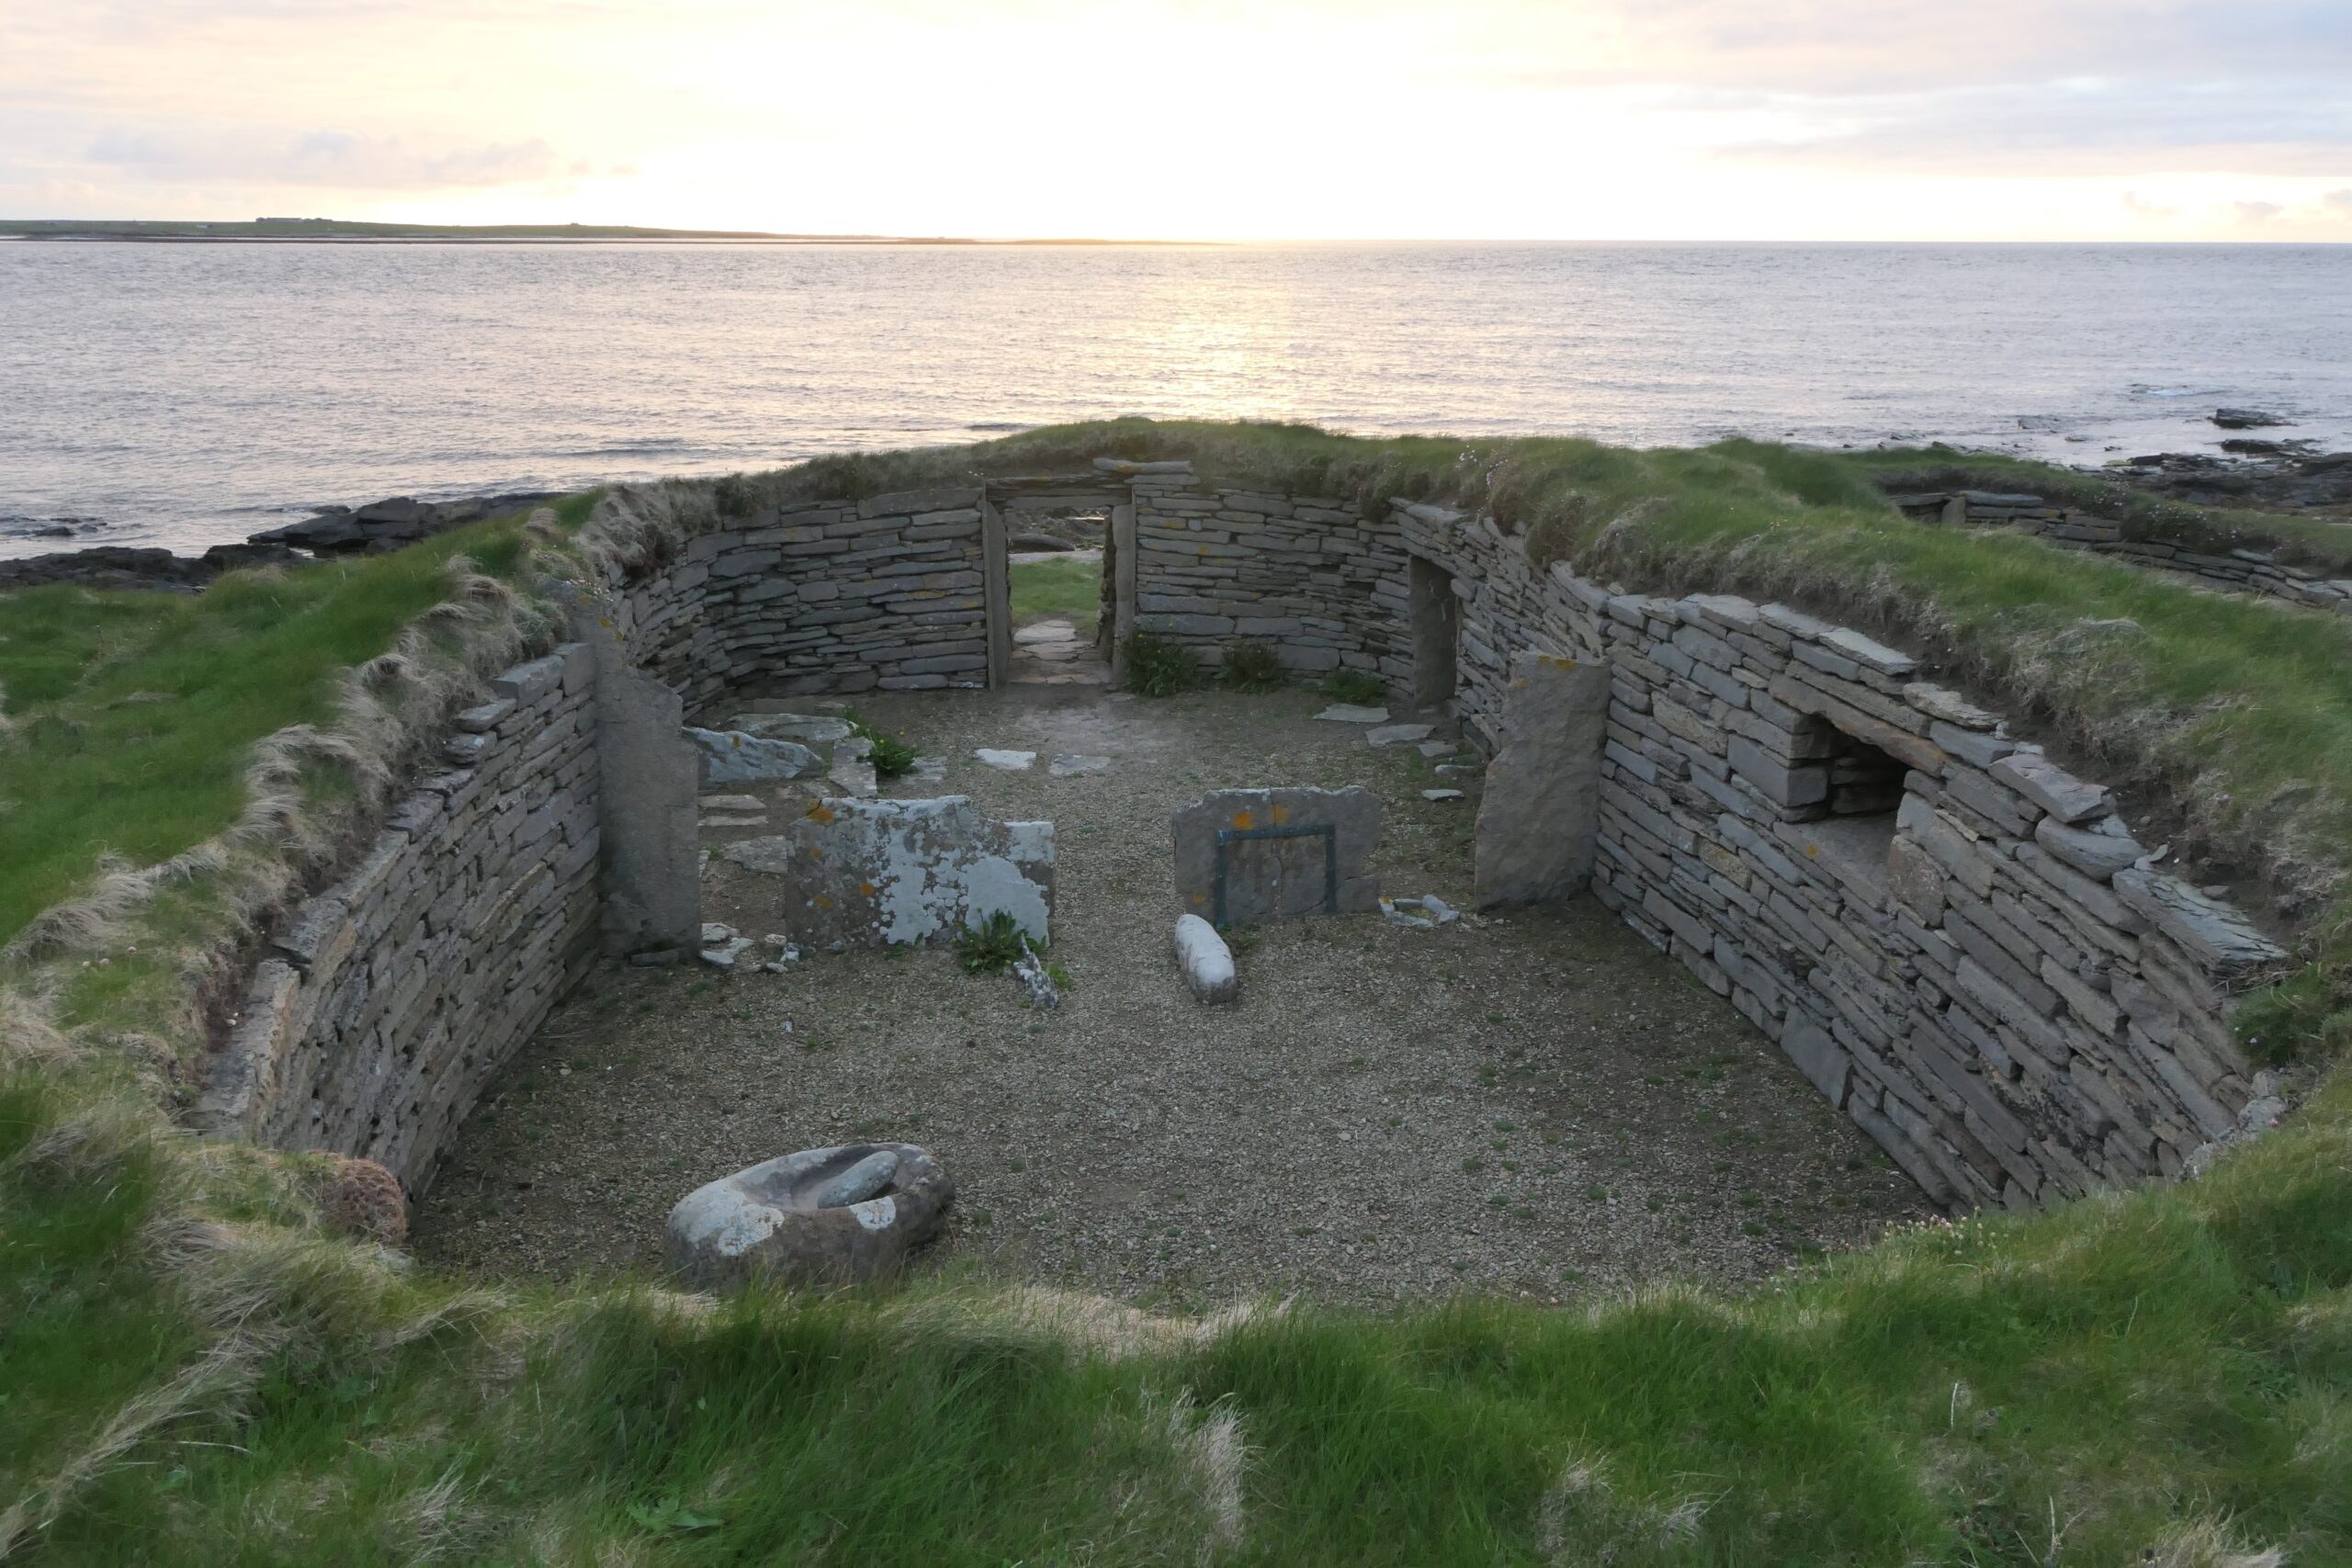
[1127,466,1408,682]
[612,486,996,716]
[198,457,2292,1213]
[1893,489,2352,617]
[1118,463,2290,1205]
[1387,502,2290,1208]
[200,643,602,1191]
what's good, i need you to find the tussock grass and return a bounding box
[3,426,2351,1562]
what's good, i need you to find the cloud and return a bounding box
[2326,187,2352,215]
[2234,198,2285,223]
[1716,78,2352,175]
[2121,189,2177,219]
[1466,0,2352,96]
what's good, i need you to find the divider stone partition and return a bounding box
[204,457,2294,1212]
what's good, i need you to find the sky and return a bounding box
[4,0,2350,241]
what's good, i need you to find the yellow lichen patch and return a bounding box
[813,895,833,909]
[1270,805,1291,825]
[1231,811,1255,830]
[808,803,835,823]
[859,881,876,897]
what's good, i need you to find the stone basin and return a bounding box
[664,1142,954,1288]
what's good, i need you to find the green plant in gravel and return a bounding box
[1218,637,1287,692]
[842,709,917,779]
[1121,631,1199,697]
[1319,667,1387,705]
[8,424,2352,1563]
[954,911,1033,975]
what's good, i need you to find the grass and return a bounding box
[5,424,2352,1562]
[1007,556,1101,634]
[0,518,545,946]
[1838,443,2352,574]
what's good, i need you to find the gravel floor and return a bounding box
[410,684,1932,1306]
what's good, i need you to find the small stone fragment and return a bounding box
[976,748,1036,771]
[1315,704,1390,724]
[1421,787,1465,802]
[1367,723,1435,747]
[1417,739,1455,758]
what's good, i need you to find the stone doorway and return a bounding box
[988,478,1123,687]
[1408,554,1460,711]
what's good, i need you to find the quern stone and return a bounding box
[665,1143,954,1287]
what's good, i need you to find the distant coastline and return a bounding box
[0,218,1202,246]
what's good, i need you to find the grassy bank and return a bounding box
[4,423,2350,1563]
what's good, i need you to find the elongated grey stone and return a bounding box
[814,1149,900,1208]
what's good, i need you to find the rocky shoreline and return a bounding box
[0,488,560,592]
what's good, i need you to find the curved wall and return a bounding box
[205,458,2290,1209]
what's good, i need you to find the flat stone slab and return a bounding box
[685,727,822,785]
[1315,704,1390,725]
[1047,754,1112,777]
[1014,620,1079,645]
[666,1143,954,1287]
[1417,740,1456,759]
[1421,788,1465,802]
[1171,785,1381,925]
[1173,913,1238,1004]
[725,713,854,745]
[976,748,1036,772]
[699,794,766,814]
[773,795,1055,948]
[1366,723,1434,748]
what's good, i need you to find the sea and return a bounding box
[3,240,2348,559]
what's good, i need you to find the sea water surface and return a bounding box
[3,241,2348,558]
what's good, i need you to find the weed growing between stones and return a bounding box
[955,911,1033,975]
[1218,637,1287,692]
[842,708,917,779]
[1319,667,1388,706]
[1121,632,1199,697]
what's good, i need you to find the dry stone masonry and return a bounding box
[203,455,2294,1217]
[200,643,602,1190]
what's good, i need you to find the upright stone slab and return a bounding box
[769,796,1055,948]
[1171,786,1381,925]
[573,605,700,957]
[1475,651,1609,908]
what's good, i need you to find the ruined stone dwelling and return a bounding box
[200,457,2286,1217]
